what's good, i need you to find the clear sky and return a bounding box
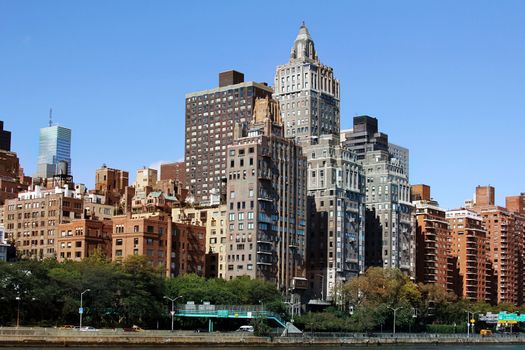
[1,0,524,209]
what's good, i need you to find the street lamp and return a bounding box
[79,289,91,329]
[16,295,21,328]
[463,310,480,337]
[387,306,403,335]
[409,307,417,333]
[164,295,182,332]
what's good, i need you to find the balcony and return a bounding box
[257,250,273,255]
[257,171,272,181]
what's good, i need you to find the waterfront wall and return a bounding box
[0,328,524,347]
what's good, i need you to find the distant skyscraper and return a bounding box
[36,123,72,178]
[0,121,12,151]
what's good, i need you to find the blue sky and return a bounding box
[1,0,524,209]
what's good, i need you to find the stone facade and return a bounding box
[362,150,414,276]
[305,135,365,300]
[4,186,83,259]
[273,23,340,146]
[225,97,307,292]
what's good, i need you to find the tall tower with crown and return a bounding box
[274,22,340,146]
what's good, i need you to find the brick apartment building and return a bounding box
[411,185,450,291]
[57,219,113,261]
[172,222,206,277]
[471,186,525,305]
[111,212,172,276]
[446,208,489,302]
[172,204,227,278]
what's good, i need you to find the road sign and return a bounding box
[79,307,84,314]
[497,312,525,323]
[170,311,175,316]
[479,313,498,323]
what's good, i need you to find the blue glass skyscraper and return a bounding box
[35,125,72,178]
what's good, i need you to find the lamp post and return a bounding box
[79,289,90,329]
[164,295,182,332]
[16,295,21,328]
[409,307,417,333]
[387,306,403,335]
[463,310,480,337]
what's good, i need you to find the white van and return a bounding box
[237,325,254,332]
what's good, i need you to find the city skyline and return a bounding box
[1,1,524,209]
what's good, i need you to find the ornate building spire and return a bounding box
[290,22,317,62]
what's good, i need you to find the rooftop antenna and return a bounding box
[49,108,53,127]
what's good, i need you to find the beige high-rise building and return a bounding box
[225,97,307,292]
[4,185,84,259]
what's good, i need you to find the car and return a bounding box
[60,325,75,329]
[236,325,254,332]
[480,329,492,337]
[123,325,144,332]
[79,326,98,332]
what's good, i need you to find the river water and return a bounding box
[1,347,523,350]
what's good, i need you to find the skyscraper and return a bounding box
[225,97,307,292]
[362,150,414,275]
[274,24,365,301]
[36,123,72,179]
[185,70,273,204]
[273,22,340,146]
